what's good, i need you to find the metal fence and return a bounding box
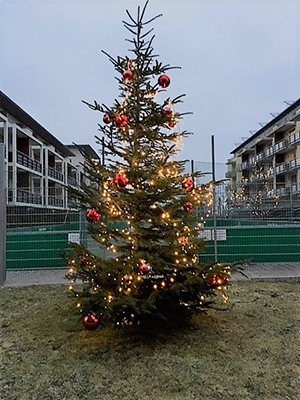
[200,218,300,263]
[1,154,299,286]
[6,206,83,269]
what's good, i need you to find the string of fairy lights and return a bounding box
[67,170,231,320]
[228,163,279,217]
[68,30,233,328]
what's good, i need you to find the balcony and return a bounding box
[16,151,42,173]
[48,167,64,182]
[288,131,300,146]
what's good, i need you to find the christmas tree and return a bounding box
[67,1,231,330]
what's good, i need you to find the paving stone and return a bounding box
[2,262,300,287]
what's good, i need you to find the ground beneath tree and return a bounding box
[0,282,299,400]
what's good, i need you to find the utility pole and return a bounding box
[191,159,194,176]
[211,135,218,262]
[101,137,105,166]
[0,144,6,285]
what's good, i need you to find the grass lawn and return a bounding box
[0,282,299,400]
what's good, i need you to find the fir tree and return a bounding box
[67,1,231,329]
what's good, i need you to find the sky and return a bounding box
[1,0,300,164]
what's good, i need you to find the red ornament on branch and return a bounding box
[168,120,176,128]
[184,202,193,213]
[162,106,172,117]
[81,257,92,266]
[139,260,152,275]
[86,209,100,224]
[182,179,194,192]
[83,314,100,331]
[158,74,170,88]
[123,70,132,81]
[113,173,128,189]
[211,275,228,285]
[115,114,128,128]
[177,237,188,246]
[103,114,111,124]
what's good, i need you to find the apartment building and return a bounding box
[0,91,98,209]
[227,98,300,218]
[65,144,99,187]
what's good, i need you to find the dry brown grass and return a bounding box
[0,282,299,400]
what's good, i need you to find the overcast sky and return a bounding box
[1,0,299,164]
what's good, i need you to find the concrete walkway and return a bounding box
[2,262,300,287]
[231,262,300,283]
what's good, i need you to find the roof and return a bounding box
[0,91,74,157]
[231,98,300,154]
[66,144,100,160]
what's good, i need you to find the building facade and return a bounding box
[0,91,98,210]
[227,98,300,219]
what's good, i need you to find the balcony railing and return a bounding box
[241,161,249,170]
[275,163,287,175]
[288,158,300,171]
[255,152,264,162]
[275,185,289,196]
[288,131,300,146]
[68,177,79,187]
[48,167,64,182]
[248,156,255,166]
[225,171,235,178]
[267,168,274,177]
[8,188,43,205]
[273,139,287,153]
[265,147,274,158]
[291,183,300,193]
[48,196,64,207]
[17,151,42,173]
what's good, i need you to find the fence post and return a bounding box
[0,144,6,285]
[211,135,218,262]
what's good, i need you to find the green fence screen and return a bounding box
[6,218,300,269]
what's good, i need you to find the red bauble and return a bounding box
[182,179,194,192]
[168,120,176,128]
[211,275,228,285]
[86,209,100,223]
[113,173,128,189]
[184,202,193,213]
[158,74,170,88]
[81,257,92,266]
[177,237,188,246]
[83,315,100,331]
[163,107,172,117]
[103,114,111,124]
[140,261,152,275]
[123,70,132,81]
[115,114,128,128]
